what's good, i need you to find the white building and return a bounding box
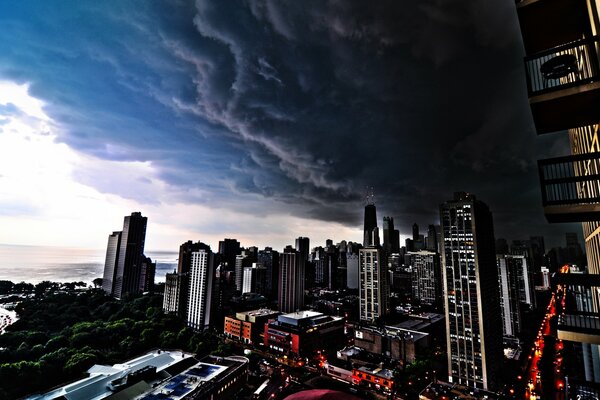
[187,247,214,331]
[359,247,389,322]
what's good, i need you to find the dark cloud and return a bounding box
[0,1,577,247]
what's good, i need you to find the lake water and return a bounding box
[0,244,178,284]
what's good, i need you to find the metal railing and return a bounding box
[525,35,600,95]
[538,152,600,207]
[558,312,600,332]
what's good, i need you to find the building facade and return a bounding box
[101,231,121,296]
[440,193,502,391]
[408,250,441,307]
[278,247,304,313]
[359,247,389,322]
[497,254,522,339]
[263,311,344,357]
[187,243,215,331]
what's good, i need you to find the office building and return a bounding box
[187,242,215,331]
[409,250,441,307]
[363,192,379,247]
[440,193,502,390]
[278,246,304,313]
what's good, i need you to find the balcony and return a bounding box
[538,152,600,222]
[524,36,600,133]
[557,312,600,344]
[516,0,591,54]
[554,273,600,344]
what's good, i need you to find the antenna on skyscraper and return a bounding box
[365,186,375,206]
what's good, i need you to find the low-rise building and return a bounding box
[264,310,344,357]
[324,359,354,383]
[28,350,248,400]
[354,325,429,364]
[352,365,395,393]
[224,308,280,345]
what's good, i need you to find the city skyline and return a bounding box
[0,2,580,253]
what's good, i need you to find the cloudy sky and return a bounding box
[0,1,576,252]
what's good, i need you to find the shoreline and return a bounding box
[0,304,17,334]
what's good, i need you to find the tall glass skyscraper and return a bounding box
[102,212,148,299]
[113,212,148,299]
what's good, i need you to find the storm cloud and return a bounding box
[0,1,576,248]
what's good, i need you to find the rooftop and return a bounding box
[235,308,280,322]
[27,351,248,400]
[356,365,395,380]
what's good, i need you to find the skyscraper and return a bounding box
[295,237,310,264]
[497,254,522,339]
[409,250,441,307]
[163,241,209,319]
[359,247,388,322]
[440,192,502,391]
[218,238,240,270]
[383,216,400,254]
[187,242,214,331]
[102,212,148,299]
[363,191,379,247]
[426,224,438,252]
[102,231,121,296]
[257,247,279,300]
[278,246,304,313]
[359,200,388,322]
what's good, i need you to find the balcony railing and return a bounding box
[558,312,600,333]
[538,152,600,221]
[525,35,600,96]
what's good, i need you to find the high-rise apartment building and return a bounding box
[163,241,209,319]
[515,0,600,390]
[101,212,149,299]
[440,193,502,391]
[359,247,389,322]
[359,200,389,322]
[497,254,522,339]
[408,250,441,307]
[278,246,304,313]
[242,262,267,295]
[102,231,121,295]
[187,242,214,331]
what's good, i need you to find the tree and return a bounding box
[92,278,103,288]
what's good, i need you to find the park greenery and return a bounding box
[0,282,232,399]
